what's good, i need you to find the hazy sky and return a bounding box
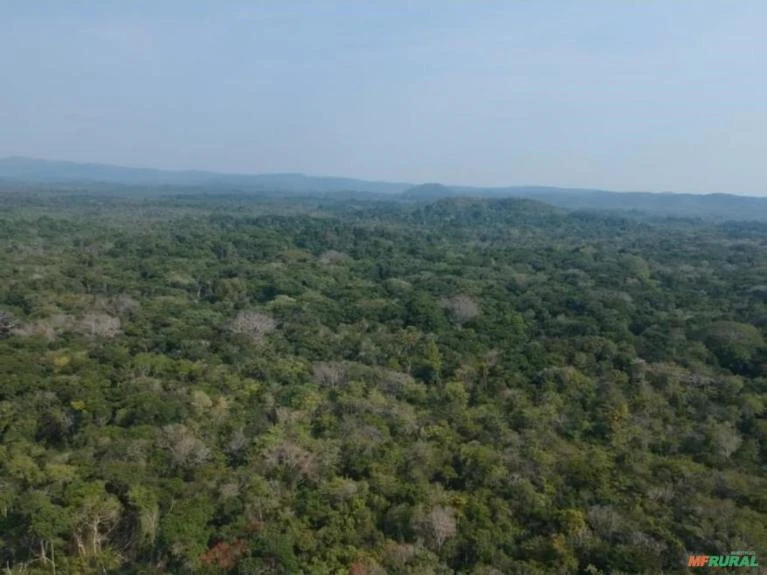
[1,1,765,194]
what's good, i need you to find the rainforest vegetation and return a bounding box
[1,188,766,574]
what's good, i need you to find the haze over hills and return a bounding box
[402,183,458,200]
[2,156,767,221]
[0,157,410,194]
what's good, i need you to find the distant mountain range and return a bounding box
[0,156,410,194]
[401,183,457,200]
[2,156,767,221]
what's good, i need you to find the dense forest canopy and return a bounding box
[1,186,766,574]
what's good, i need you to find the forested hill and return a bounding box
[459,188,767,222]
[3,157,767,220]
[401,183,457,200]
[1,190,766,574]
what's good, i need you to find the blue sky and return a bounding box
[1,1,765,194]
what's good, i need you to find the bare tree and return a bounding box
[709,421,742,458]
[12,314,78,341]
[12,321,56,341]
[312,362,347,389]
[586,505,624,541]
[226,429,249,455]
[319,250,347,264]
[413,505,457,552]
[79,313,121,338]
[0,311,17,338]
[382,542,417,571]
[72,491,123,560]
[158,424,211,469]
[230,310,276,343]
[219,481,242,500]
[262,439,317,481]
[109,294,140,316]
[440,295,479,324]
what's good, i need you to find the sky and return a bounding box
[1,1,765,194]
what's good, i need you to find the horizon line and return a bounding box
[0,154,753,198]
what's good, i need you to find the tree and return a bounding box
[440,295,480,325]
[0,310,17,338]
[413,505,457,553]
[312,362,347,390]
[405,292,446,332]
[63,481,123,570]
[262,439,317,484]
[158,424,211,469]
[230,310,277,343]
[702,321,764,374]
[79,313,121,338]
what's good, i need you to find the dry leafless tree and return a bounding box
[230,310,277,343]
[79,313,121,338]
[413,505,457,552]
[158,424,211,469]
[440,295,480,324]
[312,362,347,389]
